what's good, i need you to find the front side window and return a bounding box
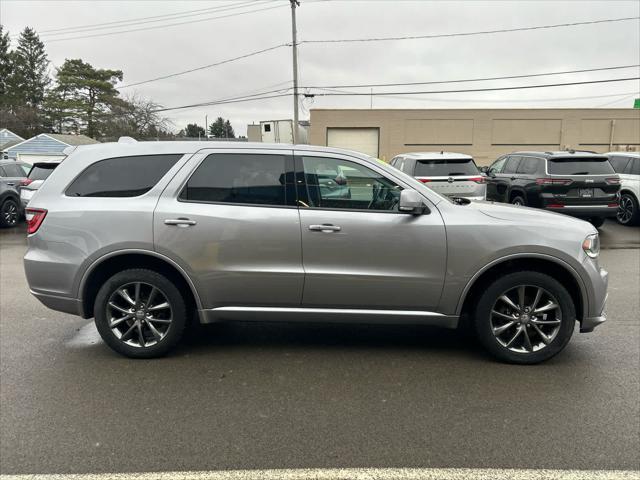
[503,156,522,174]
[300,156,402,211]
[489,156,507,174]
[180,153,290,206]
[66,154,182,197]
[547,157,615,175]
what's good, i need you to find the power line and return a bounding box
[366,91,640,104]
[36,1,264,36]
[119,44,290,89]
[45,3,288,43]
[305,77,640,97]
[299,17,640,44]
[154,93,292,113]
[301,65,640,89]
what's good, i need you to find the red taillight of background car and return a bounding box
[536,178,573,185]
[469,176,485,184]
[605,177,620,185]
[418,178,431,183]
[25,208,47,234]
[546,204,565,208]
[20,178,34,187]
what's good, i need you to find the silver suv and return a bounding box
[390,152,486,200]
[24,141,608,363]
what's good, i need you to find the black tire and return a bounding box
[510,194,526,206]
[474,271,575,364]
[0,198,20,228]
[617,192,640,226]
[588,217,606,228]
[94,269,187,358]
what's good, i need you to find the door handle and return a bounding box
[309,224,341,232]
[164,218,197,227]
[6,182,15,186]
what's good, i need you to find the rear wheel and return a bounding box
[510,195,526,206]
[474,271,575,364]
[617,192,639,226]
[588,217,606,228]
[0,198,19,228]
[94,269,187,358]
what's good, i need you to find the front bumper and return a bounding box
[580,265,608,332]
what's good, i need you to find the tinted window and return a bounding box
[517,157,541,175]
[503,156,522,174]
[414,158,479,176]
[300,156,402,211]
[1,163,24,177]
[608,156,630,173]
[180,153,289,206]
[489,156,507,174]
[17,163,30,175]
[547,157,615,175]
[630,158,640,175]
[29,163,59,181]
[66,154,182,197]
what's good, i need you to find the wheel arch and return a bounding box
[79,249,203,320]
[457,254,587,323]
[508,188,526,202]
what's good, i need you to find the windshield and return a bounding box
[28,164,59,181]
[547,157,614,175]
[414,158,479,177]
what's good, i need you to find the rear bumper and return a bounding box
[30,289,82,316]
[544,204,618,219]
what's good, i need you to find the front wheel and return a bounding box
[474,271,575,364]
[510,195,526,206]
[94,269,187,358]
[617,193,639,226]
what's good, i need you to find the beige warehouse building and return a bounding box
[309,108,640,165]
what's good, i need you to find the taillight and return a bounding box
[20,178,33,187]
[546,204,565,208]
[605,177,620,185]
[25,208,47,234]
[469,176,485,184]
[536,178,573,185]
[418,178,431,183]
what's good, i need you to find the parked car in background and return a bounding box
[389,152,486,200]
[0,159,30,227]
[484,151,620,228]
[24,141,608,364]
[19,160,63,210]
[606,152,640,226]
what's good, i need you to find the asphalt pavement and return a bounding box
[1,220,639,475]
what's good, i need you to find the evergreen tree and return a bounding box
[0,25,11,106]
[209,117,235,138]
[11,27,50,108]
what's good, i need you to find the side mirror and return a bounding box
[399,189,428,214]
[479,166,489,173]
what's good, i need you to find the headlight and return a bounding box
[582,233,600,258]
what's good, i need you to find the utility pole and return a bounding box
[290,0,300,144]
[205,114,208,138]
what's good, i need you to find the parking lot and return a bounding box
[0,220,639,475]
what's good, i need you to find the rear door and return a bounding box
[154,148,304,310]
[296,151,446,310]
[545,156,619,206]
[492,155,521,202]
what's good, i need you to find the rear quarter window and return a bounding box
[547,157,615,175]
[66,154,182,197]
[29,164,59,181]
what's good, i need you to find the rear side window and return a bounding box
[29,164,58,181]
[179,153,291,206]
[547,157,615,175]
[1,163,24,177]
[630,158,640,175]
[414,158,479,176]
[608,156,630,173]
[66,155,182,197]
[516,157,541,175]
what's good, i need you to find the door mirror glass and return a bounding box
[479,166,489,173]
[399,189,427,214]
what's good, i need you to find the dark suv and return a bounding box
[484,151,620,227]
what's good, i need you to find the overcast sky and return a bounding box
[1,0,639,135]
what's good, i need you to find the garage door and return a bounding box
[327,128,379,158]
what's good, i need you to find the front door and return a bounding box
[296,152,447,311]
[154,149,304,309]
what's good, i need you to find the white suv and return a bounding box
[607,152,640,226]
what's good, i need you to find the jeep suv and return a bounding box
[390,152,486,201]
[485,151,620,228]
[0,159,30,227]
[606,152,640,226]
[24,142,609,364]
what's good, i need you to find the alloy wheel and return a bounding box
[106,282,173,348]
[2,202,18,226]
[490,285,562,354]
[617,195,634,224]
